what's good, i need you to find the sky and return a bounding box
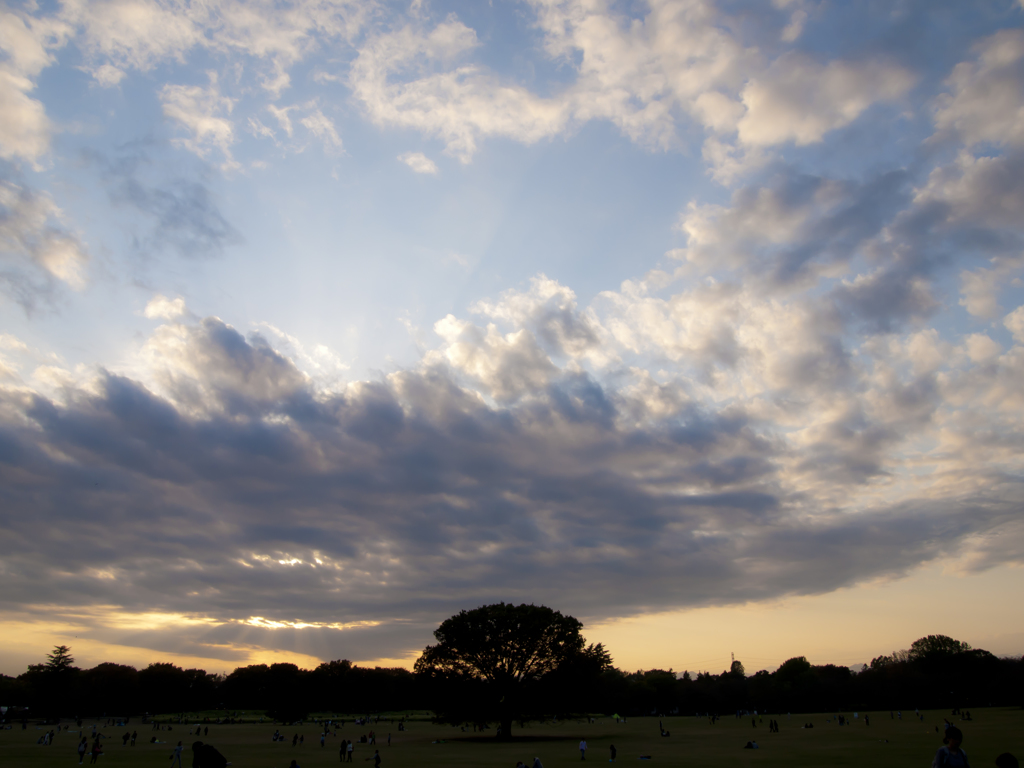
[2,0,1024,679]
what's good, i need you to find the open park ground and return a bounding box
[4,708,1022,768]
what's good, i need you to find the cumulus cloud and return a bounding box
[345,1,912,176]
[1005,305,1024,343]
[348,0,753,162]
[3,0,1024,668]
[529,0,754,147]
[0,8,72,163]
[736,54,916,147]
[67,0,371,95]
[677,169,911,287]
[470,275,605,362]
[143,294,187,320]
[934,29,1024,148]
[0,179,89,308]
[0,70,51,165]
[141,316,308,416]
[397,152,438,174]
[908,152,1024,318]
[0,298,1021,662]
[160,74,238,168]
[349,18,569,161]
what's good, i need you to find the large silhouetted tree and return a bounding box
[909,635,972,659]
[414,603,611,739]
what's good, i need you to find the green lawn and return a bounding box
[4,708,1021,768]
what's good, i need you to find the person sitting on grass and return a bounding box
[932,726,970,767]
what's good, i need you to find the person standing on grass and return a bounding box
[170,741,183,768]
[78,737,87,764]
[348,739,354,762]
[364,749,381,768]
[933,727,970,767]
[609,744,616,762]
[340,740,347,762]
[579,739,587,760]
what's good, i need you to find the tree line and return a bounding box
[2,607,1022,727]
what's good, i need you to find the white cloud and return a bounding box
[934,29,1024,148]
[959,266,1004,319]
[0,71,51,164]
[910,152,1024,318]
[471,274,607,364]
[700,136,769,186]
[300,109,342,152]
[530,0,754,147]
[247,116,276,141]
[431,314,558,402]
[0,180,89,291]
[90,63,126,86]
[160,74,237,167]
[349,19,568,162]
[67,0,372,95]
[675,173,881,284]
[737,53,916,147]
[963,333,1002,363]
[0,333,28,352]
[780,8,808,43]
[347,1,759,162]
[1005,305,1024,343]
[397,151,438,175]
[267,104,295,137]
[0,9,72,163]
[143,294,188,320]
[345,1,913,180]
[66,0,202,74]
[915,152,1024,229]
[141,316,308,415]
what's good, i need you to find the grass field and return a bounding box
[4,708,1022,768]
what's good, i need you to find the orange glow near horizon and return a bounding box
[1,564,1022,678]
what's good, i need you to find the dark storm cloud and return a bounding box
[0,314,1021,661]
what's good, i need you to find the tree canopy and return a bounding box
[910,635,973,659]
[414,602,611,739]
[45,646,76,671]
